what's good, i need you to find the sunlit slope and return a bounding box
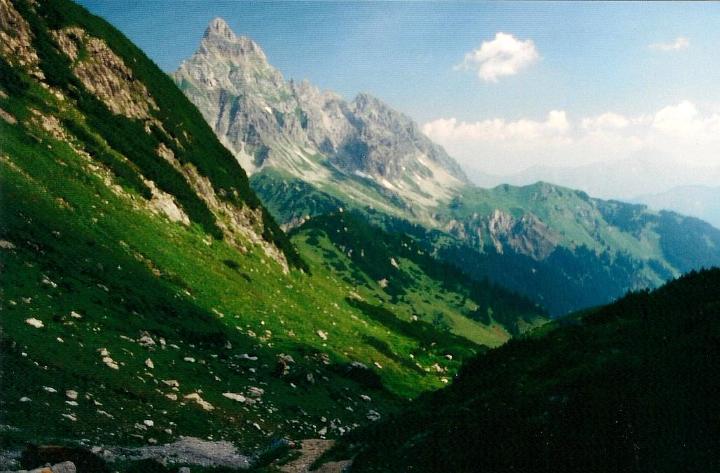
[291,212,546,347]
[0,0,543,451]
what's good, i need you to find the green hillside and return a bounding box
[331,268,720,472]
[0,0,544,461]
[291,212,546,347]
[252,170,720,315]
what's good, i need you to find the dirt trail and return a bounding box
[279,439,351,473]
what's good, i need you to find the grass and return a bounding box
[0,1,543,453]
[335,268,720,473]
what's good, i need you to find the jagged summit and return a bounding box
[204,17,236,41]
[174,26,469,214]
[196,17,269,66]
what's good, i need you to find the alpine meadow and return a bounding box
[1,1,719,472]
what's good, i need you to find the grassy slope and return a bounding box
[337,268,720,473]
[252,168,720,316]
[13,0,303,268]
[0,0,542,453]
[447,182,720,270]
[291,212,546,347]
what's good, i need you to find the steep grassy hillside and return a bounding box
[252,170,720,315]
[332,269,720,473]
[436,183,720,314]
[0,0,544,459]
[291,212,546,346]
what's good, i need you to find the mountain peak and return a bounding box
[204,17,236,41]
[199,17,268,65]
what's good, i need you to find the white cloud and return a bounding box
[651,100,720,138]
[649,36,690,51]
[422,101,720,195]
[581,112,630,130]
[457,32,539,82]
[422,110,568,143]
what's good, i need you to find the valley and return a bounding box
[1,1,718,472]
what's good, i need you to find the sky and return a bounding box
[77,1,720,198]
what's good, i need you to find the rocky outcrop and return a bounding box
[0,0,43,78]
[445,209,561,261]
[52,27,158,120]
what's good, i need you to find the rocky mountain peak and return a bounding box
[175,24,470,210]
[204,17,236,41]
[198,17,268,67]
[352,92,382,110]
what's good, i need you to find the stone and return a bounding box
[102,356,119,370]
[221,392,246,403]
[0,239,16,249]
[138,334,156,347]
[26,461,77,473]
[184,393,214,411]
[21,445,107,473]
[25,318,44,328]
[274,353,294,377]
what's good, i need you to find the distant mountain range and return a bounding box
[633,185,720,229]
[174,18,720,315]
[469,156,720,206]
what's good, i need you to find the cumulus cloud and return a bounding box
[649,36,690,51]
[422,111,568,142]
[651,100,720,138]
[456,32,539,82]
[581,112,630,130]
[422,101,720,189]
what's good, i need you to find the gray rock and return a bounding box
[112,436,249,469]
[173,18,469,211]
[2,461,77,473]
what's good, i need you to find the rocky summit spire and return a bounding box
[198,17,268,65]
[204,17,236,41]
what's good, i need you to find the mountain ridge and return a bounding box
[173,17,720,317]
[173,18,469,217]
[633,184,720,229]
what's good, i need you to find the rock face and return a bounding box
[174,18,304,173]
[173,18,468,208]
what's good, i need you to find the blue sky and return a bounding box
[77,1,720,197]
[76,1,719,121]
